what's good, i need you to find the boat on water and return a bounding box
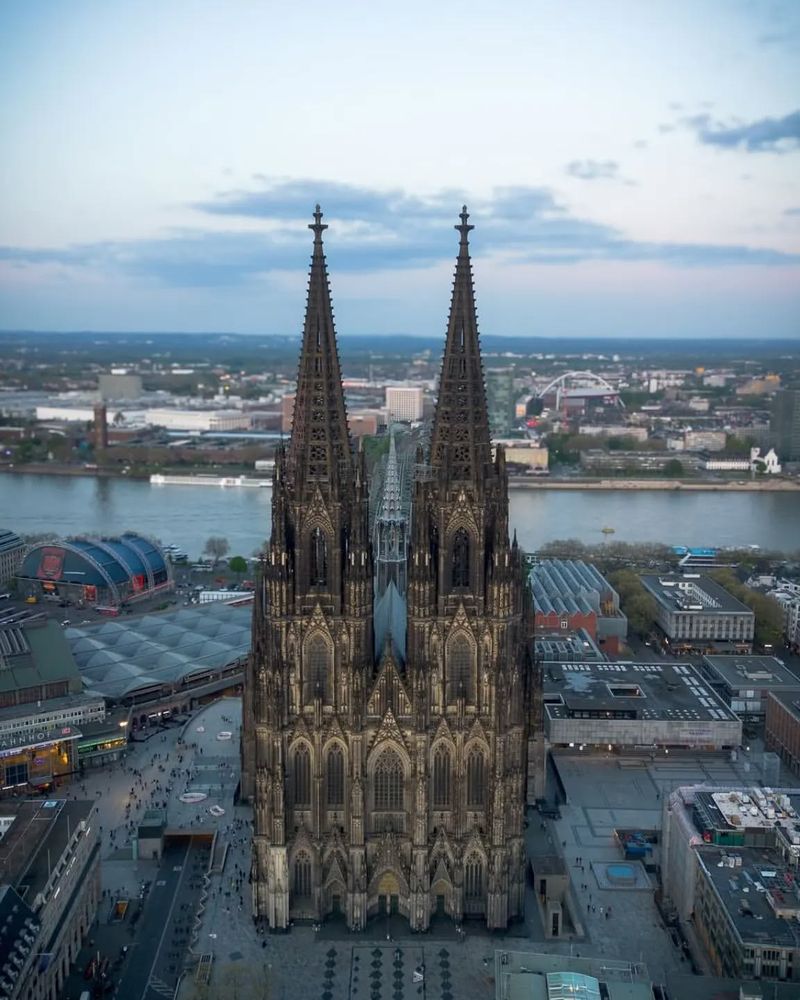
[150,474,271,488]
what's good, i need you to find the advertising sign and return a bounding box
[37,546,65,580]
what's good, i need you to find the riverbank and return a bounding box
[507,477,800,492]
[2,464,798,492]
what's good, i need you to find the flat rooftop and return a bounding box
[0,691,104,725]
[696,845,800,949]
[534,630,605,663]
[0,799,93,903]
[703,655,800,691]
[640,574,752,615]
[767,689,800,720]
[544,661,739,723]
[496,951,651,1000]
[696,788,800,835]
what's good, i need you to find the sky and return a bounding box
[0,0,799,339]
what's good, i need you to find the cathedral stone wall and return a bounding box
[242,207,539,932]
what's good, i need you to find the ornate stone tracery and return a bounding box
[242,206,538,933]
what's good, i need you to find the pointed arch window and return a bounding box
[310,526,328,587]
[293,745,311,807]
[304,635,330,704]
[432,746,452,808]
[293,851,312,898]
[374,748,404,811]
[465,854,484,900]
[467,748,486,808]
[447,634,474,703]
[326,745,344,807]
[451,528,470,589]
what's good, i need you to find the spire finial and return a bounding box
[455,205,474,246]
[309,204,327,243]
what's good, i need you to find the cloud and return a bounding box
[686,110,800,152]
[1,180,798,287]
[784,207,800,217]
[565,159,621,181]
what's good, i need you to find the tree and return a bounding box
[663,458,684,477]
[749,593,784,648]
[710,569,786,649]
[228,555,248,579]
[203,536,230,565]
[607,569,658,638]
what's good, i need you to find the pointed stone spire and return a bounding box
[375,427,408,599]
[429,206,492,483]
[287,205,353,495]
[378,427,403,523]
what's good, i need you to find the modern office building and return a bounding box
[770,588,800,650]
[492,439,549,473]
[485,368,515,437]
[766,691,800,778]
[542,661,741,753]
[662,785,800,927]
[531,559,627,655]
[694,844,800,983]
[701,655,800,721]
[580,450,703,473]
[771,388,800,462]
[97,371,143,400]
[0,618,89,794]
[640,574,755,653]
[0,531,25,587]
[385,384,424,422]
[0,798,99,1000]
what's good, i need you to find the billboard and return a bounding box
[37,546,65,580]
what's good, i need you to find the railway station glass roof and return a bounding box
[65,602,251,700]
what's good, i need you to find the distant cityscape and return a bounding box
[1,243,799,1000]
[1,330,799,487]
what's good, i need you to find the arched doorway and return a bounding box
[377,870,400,916]
[431,878,450,918]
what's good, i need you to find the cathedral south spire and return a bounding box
[288,205,353,497]
[429,206,492,484]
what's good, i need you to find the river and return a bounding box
[1,473,798,558]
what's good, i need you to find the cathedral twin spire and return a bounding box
[289,204,492,490]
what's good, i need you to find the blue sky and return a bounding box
[1,0,798,338]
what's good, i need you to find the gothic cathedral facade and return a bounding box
[242,206,540,932]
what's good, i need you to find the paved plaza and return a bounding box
[55,698,800,999]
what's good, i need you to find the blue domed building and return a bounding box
[17,532,173,608]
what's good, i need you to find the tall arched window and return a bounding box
[447,634,474,703]
[293,852,312,898]
[374,748,404,811]
[451,528,470,589]
[432,747,451,808]
[310,526,328,587]
[326,745,344,807]
[304,635,329,704]
[467,748,486,808]
[293,745,311,807]
[465,854,484,900]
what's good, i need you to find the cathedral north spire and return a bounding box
[288,205,352,495]
[429,206,492,483]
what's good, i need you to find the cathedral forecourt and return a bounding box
[242,206,542,933]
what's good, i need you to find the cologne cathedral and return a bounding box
[241,206,541,932]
